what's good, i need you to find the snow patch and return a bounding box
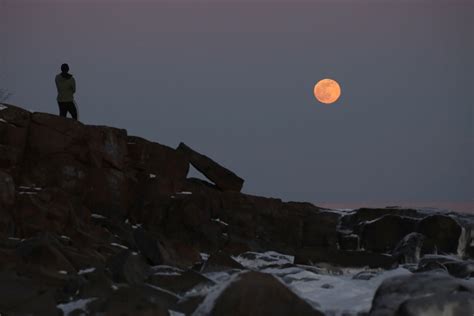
[211,218,229,226]
[151,265,184,276]
[177,191,192,195]
[78,267,96,275]
[0,104,6,111]
[58,270,68,275]
[283,266,412,315]
[233,251,294,269]
[169,310,186,316]
[149,173,156,179]
[0,118,7,123]
[200,253,210,261]
[57,298,97,316]
[110,243,129,250]
[147,283,181,299]
[91,213,106,219]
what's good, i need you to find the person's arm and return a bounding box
[71,77,76,94]
[55,76,60,93]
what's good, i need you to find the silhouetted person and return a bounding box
[55,63,78,120]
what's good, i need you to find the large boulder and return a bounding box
[177,142,244,192]
[396,292,474,316]
[339,208,425,233]
[369,271,474,316]
[203,271,324,316]
[302,210,340,248]
[416,254,474,279]
[360,215,418,253]
[106,250,151,285]
[417,215,464,254]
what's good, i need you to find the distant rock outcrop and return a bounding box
[1,103,474,315]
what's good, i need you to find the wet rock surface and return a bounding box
[1,103,474,315]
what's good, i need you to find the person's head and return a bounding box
[61,63,70,74]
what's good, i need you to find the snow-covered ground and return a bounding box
[56,250,474,316]
[196,251,413,316]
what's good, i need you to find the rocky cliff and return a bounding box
[1,103,473,315]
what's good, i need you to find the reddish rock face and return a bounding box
[177,142,244,192]
[0,103,31,127]
[13,188,91,238]
[127,136,189,193]
[0,170,15,208]
[0,105,31,177]
[86,125,129,170]
[83,167,136,219]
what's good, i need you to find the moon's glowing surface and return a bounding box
[314,79,341,104]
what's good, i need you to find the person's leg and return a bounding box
[58,102,67,117]
[67,102,78,120]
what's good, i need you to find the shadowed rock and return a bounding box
[417,214,463,255]
[369,271,474,316]
[207,271,324,316]
[201,251,244,273]
[106,250,151,285]
[295,248,397,269]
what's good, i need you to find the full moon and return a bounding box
[314,78,341,104]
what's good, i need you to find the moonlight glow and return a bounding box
[314,79,341,104]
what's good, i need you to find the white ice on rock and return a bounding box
[78,267,96,275]
[91,213,106,219]
[192,272,241,316]
[232,251,294,269]
[57,298,97,316]
[211,218,229,226]
[0,118,7,123]
[0,104,6,111]
[274,265,412,315]
[110,243,129,250]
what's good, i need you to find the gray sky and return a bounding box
[1,0,473,210]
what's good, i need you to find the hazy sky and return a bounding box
[1,0,473,210]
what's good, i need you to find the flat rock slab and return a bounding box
[177,142,244,192]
